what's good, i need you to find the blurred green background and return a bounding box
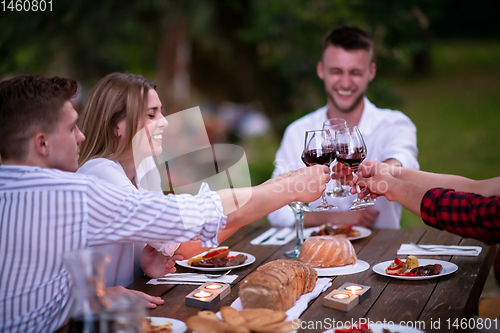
[1,0,499,230]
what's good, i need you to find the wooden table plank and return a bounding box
[363,229,462,325]
[418,238,495,332]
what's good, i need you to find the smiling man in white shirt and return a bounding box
[268,26,419,229]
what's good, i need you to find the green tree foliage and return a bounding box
[0,0,441,132]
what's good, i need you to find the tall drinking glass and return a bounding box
[322,118,350,197]
[302,130,337,211]
[335,126,375,210]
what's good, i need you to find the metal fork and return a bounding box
[203,269,232,278]
[412,243,477,252]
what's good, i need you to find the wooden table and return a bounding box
[128,225,496,333]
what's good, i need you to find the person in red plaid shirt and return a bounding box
[333,160,500,285]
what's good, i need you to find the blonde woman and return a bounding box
[78,73,236,287]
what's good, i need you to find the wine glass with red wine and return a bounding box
[302,130,337,211]
[335,126,375,210]
[322,118,350,198]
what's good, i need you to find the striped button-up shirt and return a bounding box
[0,165,226,332]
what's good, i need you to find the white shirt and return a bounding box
[77,158,181,288]
[268,98,419,229]
[0,165,226,333]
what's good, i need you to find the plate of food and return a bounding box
[176,247,256,271]
[323,322,424,332]
[304,224,372,241]
[145,317,187,333]
[372,256,458,280]
[315,259,370,277]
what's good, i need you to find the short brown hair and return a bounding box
[322,26,373,55]
[78,73,156,167]
[0,75,78,160]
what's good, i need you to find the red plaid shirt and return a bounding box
[421,188,500,286]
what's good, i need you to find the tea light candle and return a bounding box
[186,288,220,309]
[193,290,212,299]
[323,290,359,312]
[200,282,231,300]
[332,293,351,299]
[339,282,371,303]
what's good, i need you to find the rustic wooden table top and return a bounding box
[128,225,496,333]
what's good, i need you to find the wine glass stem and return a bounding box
[353,170,361,198]
[321,191,328,205]
[294,211,305,247]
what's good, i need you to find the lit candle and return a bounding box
[332,293,350,299]
[193,290,212,298]
[345,285,363,292]
[205,284,222,290]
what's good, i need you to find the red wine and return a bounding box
[302,149,336,166]
[336,153,366,169]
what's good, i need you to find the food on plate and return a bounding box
[144,318,172,333]
[310,224,361,238]
[406,255,419,269]
[298,235,357,268]
[385,257,442,276]
[385,257,407,275]
[187,246,229,265]
[411,264,442,276]
[187,247,248,268]
[186,307,299,333]
[239,259,317,311]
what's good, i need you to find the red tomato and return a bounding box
[394,257,405,267]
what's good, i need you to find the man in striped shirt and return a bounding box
[0,75,330,332]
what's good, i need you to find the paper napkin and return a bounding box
[397,243,482,257]
[147,273,238,285]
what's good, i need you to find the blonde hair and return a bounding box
[79,73,156,167]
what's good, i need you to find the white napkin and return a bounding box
[147,273,237,285]
[229,277,332,321]
[397,243,482,256]
[250,228,296,246]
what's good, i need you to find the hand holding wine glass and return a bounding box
[335,126,375,210]
[302,130,337,211]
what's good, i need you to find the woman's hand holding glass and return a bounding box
[334,126,375,210]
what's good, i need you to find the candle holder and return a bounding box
[323,290,359,312]
[323,282,371,312]
[339,282,371,303]
[200,282,231,299]
[185,283,231,309]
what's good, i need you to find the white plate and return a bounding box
[372,259,458,280]
[315,259,370,277]
[176,251,256,271]
[323,322,425,333]
[303,225,372,241]
[146,317,187,333]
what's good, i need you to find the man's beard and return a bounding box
[327,90,365,114]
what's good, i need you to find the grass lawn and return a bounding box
[393,40,500,227]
